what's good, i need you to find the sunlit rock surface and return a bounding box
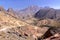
[0,11,50,40]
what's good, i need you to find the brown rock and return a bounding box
[44,33,60,40]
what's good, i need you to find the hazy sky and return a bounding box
[0,0,60,9]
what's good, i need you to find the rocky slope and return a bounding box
[0,6,60,40]
[0,7,51,40]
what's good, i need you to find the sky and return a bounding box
[0,0,60,10]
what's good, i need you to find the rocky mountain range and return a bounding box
[0,6,60,40]
[14,6,40,20]
[0,6,43,40]
[34,7,60,20]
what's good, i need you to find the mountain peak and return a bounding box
[7,8,14,12]
[0,6,6,11]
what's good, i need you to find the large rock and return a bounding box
[44,33,60,40]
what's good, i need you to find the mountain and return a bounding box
[0,6,60,40]
[15,5,40,20]
[0,6,6,11]
[7,8,18,18]
[0,7,49,40]
[34,7,60,20]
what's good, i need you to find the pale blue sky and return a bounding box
[0,0,60,10]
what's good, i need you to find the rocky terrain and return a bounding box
[0,6,60,40]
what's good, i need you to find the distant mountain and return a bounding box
[0,6,6,11]
[7,8,19,19]
[34,7,60,20]
[15,5,40,20]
